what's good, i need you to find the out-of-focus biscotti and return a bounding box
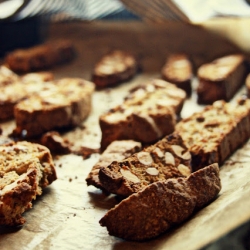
[92,50,139,88]
[99,133,192,197]
[197,54,248,104]
[100,163,221,241]
[175,98,250,171]
[161,53,193,96]
[245,73,250,97]
[0,141,57,225]
[86,140,142,191]
[14,78,95,138]
[99,79,186,150]
[5,40,75,73]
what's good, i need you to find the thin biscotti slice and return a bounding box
[161,53,193,95]
[14,78,95,138]
[175,98,250,171]
[86,140,142,190]
[197,54,248,104]
[100,79,186,150]
[100,163,221,241]
[5,40,75,73]
[0,141,57,225]
[92,50,139,88]
[99,133,192,197]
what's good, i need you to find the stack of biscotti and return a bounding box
[99,79,186,150]
[5,40,75,73]
[197,54,248,104]
[14,78,95,138]
[175,98,250,171]
[86,140,142,191]
[99,133,192,197]
[161,53,193,96]
[0,140,57,226]
[92,50,139,88]
[100,163,221,241]
[0,69,54,121]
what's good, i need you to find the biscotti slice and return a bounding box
[0,65,19,86]
[99,133,192,197]
[197,54,248,104]
[5,40,75,73]
[13,78,95,138]
[0,141,57,225]
[161,54,193,95]
[100,163,221,241]
[86,140,142,190]
[100,79,186,150]
[175,98,250,171]
[92,50,139,88]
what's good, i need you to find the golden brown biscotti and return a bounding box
[13,78,95,138]
[100,163,221,241]
[0,141,57,225]
[161,53,193,96]
[92,50,139,88]
[197,54,248,104]
[86,140,142,191]
[99,79,186,150]
[5,40,75,73]
[99,133,192,197]
[175,98,250,171]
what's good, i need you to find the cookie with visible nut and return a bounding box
[99,133,192,197]
[100,163,221,241]
[100,79,186,150]
[92,50,139,88]
[0,141,57,225]
[86,140,142,191]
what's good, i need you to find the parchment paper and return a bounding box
[0,20,250,250]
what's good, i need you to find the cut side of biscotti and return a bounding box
[13,78,95,138]
[161,53,193,96]
[100,79,186,150]
[175,98,250,171]
[0,141,57,225]
[86,140,142,191]
[5,40,75,73]
[197,54,248,104]
[92,50,139,88]
[100,163,221,241]
[99,133,192,197]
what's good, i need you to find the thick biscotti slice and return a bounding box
[100,163,221,241]
[175,98,250,171]
[99,133,192,197]
[92,50,139,88]
[86,140,142,190]
[0,141,57,225]
[5,40,75,73]
[197,54,248,104]
[100,79,186,150]
[161,54,193,95]
[14,78,95,138]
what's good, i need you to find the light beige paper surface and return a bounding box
[0,20,250,250]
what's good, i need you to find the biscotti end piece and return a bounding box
[100,79,186,150]
[99,133,192,197]
[13,78,95,138]
[197,54,248,104]
[86,140,142,190]
[176,98,250,170]
[5,40,75,73]
[161,54,193,96]
[99,163,221,241]
[92,50,139,88]
[0,141,57,226]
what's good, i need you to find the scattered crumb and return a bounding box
[72,146,100,159]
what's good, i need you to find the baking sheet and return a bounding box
[0,20,250,250]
